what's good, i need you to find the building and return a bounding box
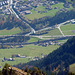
[24,10,32,14]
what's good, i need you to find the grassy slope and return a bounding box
[61,24,75,35]
[0,27,21,35]
[0,44,59,67]
[42,28,62,36]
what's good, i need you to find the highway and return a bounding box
[0,35,74,46]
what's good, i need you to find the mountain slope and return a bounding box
[15,37,75,71]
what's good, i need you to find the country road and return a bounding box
[57,26,64,36]
[9,0,75,37]
[10,0,35,35]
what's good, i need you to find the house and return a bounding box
[50,1,55,5]
[71,19,75,24]
[3,9,10,15]
[55,1,59,4]
[8,58,14,61]
[45,5,52,10]
[17,45,23,48]
[32,56,40,61]
[10,45,13,48]
[24,10,32,14]
[2,6,6,10]
[31,4,37,8]
[2,57,14,62]
[12,54,21,58]
[20,56,26,58]
[20,6,32,11]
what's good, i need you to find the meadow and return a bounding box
[0,27,22,35]
[42,28,62,36]
[0,44,59,68]
[27,37,43,42]
[61,24,75,35]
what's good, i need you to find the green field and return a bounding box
[61,24,75,35]
[0,44,59,68]
[27,37,43,42]
[0,27,22,35]
[25,3,73,20]
[58,39,68,43]
[42,28,62,36]
[69,63,75,73]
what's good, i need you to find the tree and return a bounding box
[0,70,3,75]
[2,63,10,75]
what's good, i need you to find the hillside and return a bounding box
[15,36,75,73]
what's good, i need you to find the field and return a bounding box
[38,23,75,37]
[25,3,73,20]
[0,44,59,69]
[61,24,75,35]
[69,63,75,73]
[27,37,43,42]
[42,28,62,36]
[0,27,22,35]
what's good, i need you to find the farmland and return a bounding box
[61,24,75,35]
[27,37,43,42]
[0,44,59,68]
[0,27,22,35]
[42,28,62,36]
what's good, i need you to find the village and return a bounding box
[0,0,73,18]
[13,0,70,15]
[2,53,48,62]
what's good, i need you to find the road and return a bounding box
[35,19,74,34]
[9,0,75,36]
[0,35,75,46]
[9,0,35,35]
[57,26,65,36]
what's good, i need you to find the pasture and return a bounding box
[61,24,75,35]
[0,27,21,35]
[27,37,42,42]
[42,28,62,36]
[0,44,59,68]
